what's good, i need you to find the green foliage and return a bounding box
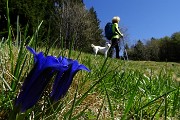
[51,0,104,52]
[128,40,146,60]
[0,0,104,52]
[1,36,180,119]
[146,38,160,61]
[128,32,180,62]
[0,0,54,38]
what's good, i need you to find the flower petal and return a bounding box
[15,47,67,112]
[16,47,91,111]
[26,46,44,64]
[26,46,37,55]
[15,68,54,112]
[50,60,90,101]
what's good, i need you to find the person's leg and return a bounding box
[115,43,120,58]
[109,39,116,58]
[112,38,120,58]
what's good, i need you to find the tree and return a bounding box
[52,0,104,52]
[0,0,104,53]
[133,40,146,60]
[0,0,54,39]
[145,38,160,61]
[170,32,180,61]
[159,36,171,61]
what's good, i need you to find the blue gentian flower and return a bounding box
[15,47,68,112]
[15,46,90,112]
[50,57,90,101]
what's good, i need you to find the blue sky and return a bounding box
[84,0,180,45]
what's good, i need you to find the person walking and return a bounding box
[109,16,123,58]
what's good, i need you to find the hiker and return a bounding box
[109,16,123,59]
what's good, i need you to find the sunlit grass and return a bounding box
[0,39,180,119]
[1,37,180,119]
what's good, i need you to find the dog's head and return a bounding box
[106,43,111,48]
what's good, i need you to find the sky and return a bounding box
[83,0,180,45]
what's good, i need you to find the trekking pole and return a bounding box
[122,37,129,60]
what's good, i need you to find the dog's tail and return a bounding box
[91,44,95,48]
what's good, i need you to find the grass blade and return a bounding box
[103,82,114,120]
[68,85,79,120]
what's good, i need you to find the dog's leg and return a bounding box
[92,48,97,56]
[94,50,98,56]
[105,52,107,58]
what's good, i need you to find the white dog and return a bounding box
[91,43,111,57]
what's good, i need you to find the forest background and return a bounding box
[0,0,180,62]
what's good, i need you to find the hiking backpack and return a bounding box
[104,22,113,40]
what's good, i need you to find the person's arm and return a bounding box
[115,23,123,37]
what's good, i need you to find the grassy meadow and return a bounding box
[0,37,180,119]
[0,7,180,119]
